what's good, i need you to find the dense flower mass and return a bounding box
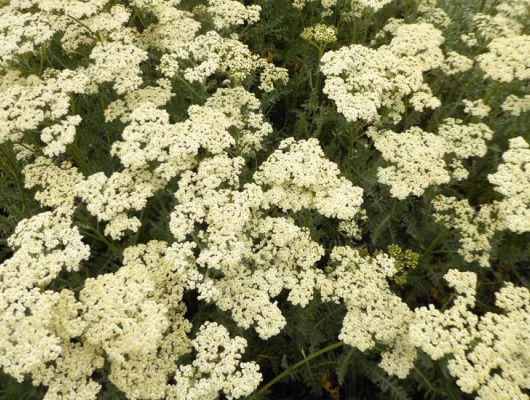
[368,126,450,199]
[319,247,416,378]
[0,0,529,399]
[320,43,439,124]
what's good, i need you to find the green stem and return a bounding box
[65,14,102,42]
[483,82,504,105]
[80,229,117,252]
[307,45,324,136]
[190,232,204,250]
[39,46,46,75]
[362,11,372,43]
[440,293,457,312]
[421,229,451,261]
[132,7,148,29]
[249,341,344,399]
[0,146,29,217]
[131,207,145,245]
[413,366,437,394]
[175,75,204,103]
[69,143,93,175]
[79,218,121,254]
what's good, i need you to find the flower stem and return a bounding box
[249,341,345,399]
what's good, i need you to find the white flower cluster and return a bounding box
[502,94,530,116]
[0,208,90,290]
[368,126,450,199]
[463,284,530,399]
[0,3,60,66]
[205,0,261,30]
[32,340,105,400]
[461,32,478,48]
[411,271,530,399]
[255,138,365,228]
[434,138,530,267]
[320,41,439,124]
[0,69,89,153]
[109,103,202,177]
[170,153,326,338]
[432,196,499,267]
[79,86,271,239]
[79,241,193,399]
[440,51,474,75]
[41,115,82,157]
[411,269,479,361]
[80,258,169,365]
[433,136,530,268]
[370,119,493,198]
[0,288,63,383]
[8,240,195,400]
[292,0,394,14]
[168,321,262,400]
[204,87,273,155]
[88,40,148,95]
[31,0,109,19]
[258,61,289,93]
[473,0,529,41]
[418,7,451,29]
[378,19,445,71]
[462,98,491,118]
[159,31,288,92]
[488,136,530,234]
[4,1,150,97]
[104,79,174,123]
[60,5,131,53]
[477,35,530,82]
[76,168,166,239]
[23,157,83,210]
[319,247,416,378]
[135,4,200,52]
[0,208,92,394]
[438,118,493,180]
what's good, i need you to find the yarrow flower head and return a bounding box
[255,138,364,223]
[411,271,530,398]
[477,35,530,82]
[438,118,494,180]
[205,0,261,30]
[170,152,327,339]
[168,322,262,400]
[441,51,474,75]
[319,247,416,378]
[292,0,395,14]
[368,126,450,199]
[502,94,530,116]
[320,43,439,124]
[379,19,445,72]
[488,136,530,234]
[462,99,491,118]
[0,209,90,290]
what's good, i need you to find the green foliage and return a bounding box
[1,0,530,398]
[0,372,44,400]
[335,347,356,386]
[359,358,411,400]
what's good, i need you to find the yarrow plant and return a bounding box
[0,0,529,399]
